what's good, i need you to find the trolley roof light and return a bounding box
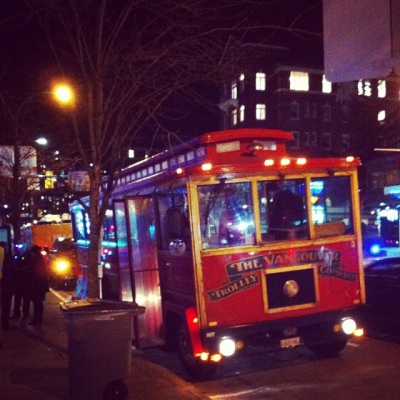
[202,163,212,171]
[296,158,307,165]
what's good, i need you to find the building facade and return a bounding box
[219,65,400,164]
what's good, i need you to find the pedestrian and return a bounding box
[1,242,15,331]
[10,247,31,320]
[0,240,5,281]
[26,245,49,325]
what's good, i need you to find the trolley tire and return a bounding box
[309,339,348,358]
[178,320,217,380]
[103,379,128,400]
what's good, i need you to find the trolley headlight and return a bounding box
[55,259,69,272]
[341,318,357,335]
[219,338,236,357]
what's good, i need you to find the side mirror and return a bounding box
[169,239,186,256]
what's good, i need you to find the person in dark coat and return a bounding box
[11,248,32,320]
[1,243,15,331]
[27,245,49,325]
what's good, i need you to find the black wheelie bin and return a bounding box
[60,299,145,400]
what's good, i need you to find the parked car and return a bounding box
[363,257,400,326]
[48,237,78,289]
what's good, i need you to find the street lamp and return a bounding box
[35,137,48,146]
[1,83,76,240]
[52,83,75,107]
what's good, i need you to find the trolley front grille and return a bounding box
[266,267,317,311]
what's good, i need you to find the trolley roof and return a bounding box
[109,129,360,195]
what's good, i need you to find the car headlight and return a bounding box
[369,244,381,255]
[55,259,69,272]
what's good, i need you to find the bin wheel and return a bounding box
[103,379,128,400]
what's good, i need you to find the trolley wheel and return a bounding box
[178,321,217,380]
[309,339,348,358]
[103,379,128,400]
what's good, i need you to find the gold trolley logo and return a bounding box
[207,249,356,302]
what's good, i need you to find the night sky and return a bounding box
[0,0,323,145]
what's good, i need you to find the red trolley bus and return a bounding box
[71,128,365,378]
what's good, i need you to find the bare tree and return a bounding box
[19,0,320,298]
[0,89,48,240]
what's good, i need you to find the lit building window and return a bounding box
[239,74,245,92]
[322,133,332,150]
[255,72,266,91]
[322,104,331,122]
[231,80,237,99]
[364,81,372,96]
[378,110,386,122]
[290,71,309,91]
[256,104,266,120]
[232,109,238,125]
[378,80,386,98]
[240,105,245,122]
[358,80,363,95]
[322,75,332,93]
[358,80,372,96]
[290,101,299,119]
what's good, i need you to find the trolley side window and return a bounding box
[103,210,116,242]
[311,176,354,237]
[156,188,191,250]
[258,179,309,242]
[198,182,255,249]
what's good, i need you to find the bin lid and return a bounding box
[60,298,145,316]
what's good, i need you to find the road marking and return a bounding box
[50,288,69,301]
[209,387,280,398]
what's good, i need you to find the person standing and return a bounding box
[1,242,15,331]
[0,241,5,282]
[27,245,49,325]
[11,248,31,320]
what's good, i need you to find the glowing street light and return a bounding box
[35,137,48,146]
[52,84,75,106]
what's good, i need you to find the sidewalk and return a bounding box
[0,290,209,400]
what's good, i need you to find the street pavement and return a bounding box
[4,246,399,399]
[0,289,209,400]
